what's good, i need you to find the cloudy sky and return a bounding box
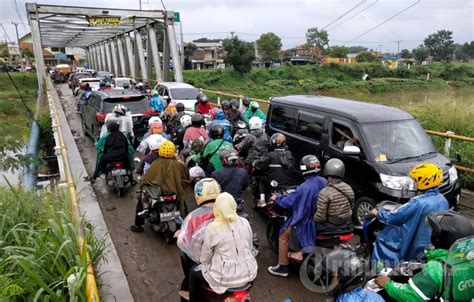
[0,0,472,52]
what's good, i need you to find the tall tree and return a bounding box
[400,49,412,59]
[462,41,474,59]
[192,37,222,43]
[423,30,455,62]
[412,44,429,64]
[355,51,377,62]
[328,46,348,58]
[184,43,197,58]
[256,32,282,63]
[306,27,329,50]
[223,36,255,74]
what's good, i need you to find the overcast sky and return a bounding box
[0,0,472,52]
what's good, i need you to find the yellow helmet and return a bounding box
[408,163,443,191]
[159,141,176,159]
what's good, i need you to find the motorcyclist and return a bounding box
[374,211,474,302]
[142,116,163,141]
[268,155,327,277]
[173,114,192,151]
[160,111,171,134]
[183,114,209,149]
[220,100,230,112]
[176,178,222,300]
[314,158,354,234]
[166,100,177,116]
[211,148,249,212]
[136,135,162,176]
[253,133,304,207]
[239,96,251,114]
[149,89,166,113]
[370,163,449,267]
[196,124,233,175]
[131,141,189,232]
[136,123,168,154]
[210,109,233,142]
[243,101,266,124]
[103,104,134,142]
[168,102,186,133]
[137,82,146,94]
[89,118,135,184]
[235,116,269,170]
[226,99,244,130]
[195,93,212,115]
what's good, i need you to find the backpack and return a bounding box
[442,235,474,301]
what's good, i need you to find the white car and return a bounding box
[156,82,200,113]
[74,77,101,95]
[112,77,132,89]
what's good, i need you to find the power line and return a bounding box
[345,0,421,44]
[12,0,27,32]
[2,66,34,120]
[327,0,379,32]
[0,23,12,42]
[321,0,367,30]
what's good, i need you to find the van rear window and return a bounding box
[270,106,297,133]
[103,97,150,114]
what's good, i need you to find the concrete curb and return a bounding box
[50,84,134,301]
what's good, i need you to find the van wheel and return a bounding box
[354,197,376,226]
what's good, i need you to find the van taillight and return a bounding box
[143,109,157,116]
[96,113,106,121]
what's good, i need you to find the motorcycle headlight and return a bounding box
[380,174,415,191]
[449,166,458,183]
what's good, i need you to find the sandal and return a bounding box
[288,251,304,263]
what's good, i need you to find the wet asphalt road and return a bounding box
[57,84,323,302]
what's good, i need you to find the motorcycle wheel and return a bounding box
[266,220,279,253]
[164,230,175,244]
[299,252,339,294]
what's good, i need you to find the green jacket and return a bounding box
[385,249,448,302]
[197,139,233,171]
[95,132,135,172]
[242,108,266,123]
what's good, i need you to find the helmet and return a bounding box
[249,101,259,109]
[300,155,321,175]
[230,99,239,109]
[427,211,474,250]
[270,133,286,149]
[180,114,192,128]
[106,82,112,87]
[106,118,120,132]
[324,158,345,178]
[242,96,251,107]
[148,136,163,151]
[236,120,247,129]
[189,166,206,182]
[150,123,164,134]
[191,113,204,127]
[194,178,221,206]
[196,93,208,103]
[191,139,204,153]
[176,102,185,112]
[219,147,239,165]
[148,116,162,126]
[123,82,130,89]
[160,111,170,122]
[113,104,127,116]
[138,82,144,87]
[159,141,176,158]
[408,163,443,191]
[221,100,230,110]
[151,89,158,96]
[99,82,106,88]
[209,124,224,139]
[248,116,263,131]
[214,109,225,120]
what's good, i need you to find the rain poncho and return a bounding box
[337,287,384,302]
[148,95,166,112]
[197,139,233,172]
[210,109,233,142]
[372,188,449,266]
[95,131,135,172]
[242,108,266,124]
[275,175,327,250]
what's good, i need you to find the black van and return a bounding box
[266,95,461,224]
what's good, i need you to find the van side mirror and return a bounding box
[162,95,169,100]
[343,145,361,155]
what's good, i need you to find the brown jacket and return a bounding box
[141,157,189,216]
[314,179,354,225]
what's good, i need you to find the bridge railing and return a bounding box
[198,88,473,174]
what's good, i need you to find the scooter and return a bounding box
[139,184,183,243]
[202,282,253,302]
[105,162,131,197]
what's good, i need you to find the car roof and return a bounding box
[79,78,101,82]
[271,95,413,123]
[94,89,143,98]
[158,82,197,89]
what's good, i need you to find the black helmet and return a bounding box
[242,96,251,107]
[230,99,239,109]
[427,211,474,250]
[219,147,239,166]
[270,133,286,149]
[191,113,204,127]
[300,155,321,175]
[324,158,345,178]
[106,118,120,132]
[209,124,224,139]
[221,100,230,110]
[160,111,170,122]
[176,102,185,112]
[196,93,208,103]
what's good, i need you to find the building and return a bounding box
[380,55,415,69]
[190,41,224,69]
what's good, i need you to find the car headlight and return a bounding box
[380,174,415,191]
[449,166,458,183]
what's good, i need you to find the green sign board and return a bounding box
[174,12,180,23]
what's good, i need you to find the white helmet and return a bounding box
[189,166,206,181]
[148,116,163,126]
[248,116,263,131]
[113,104,127,116]
[137,82,144,87]
[147,135,164,151]
[180,114,192,128]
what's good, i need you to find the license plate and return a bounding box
[160,211,180,222]
[111,169,127,176]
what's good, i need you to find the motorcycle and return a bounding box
[139,184,183,243]
[105,162,131,197]
[202,282,253,302]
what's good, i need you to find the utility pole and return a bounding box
[230,31,235,38]
[378,44,382,57]
[12,22,24,70]
[139,0,142,10]
[396,40,401,57]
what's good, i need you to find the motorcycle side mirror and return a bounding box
[343,145,361,155]
[451,152,461,163]
[134,157,141,163]
[270,180,279,188]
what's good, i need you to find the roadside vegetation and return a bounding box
[0,186,106,300]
